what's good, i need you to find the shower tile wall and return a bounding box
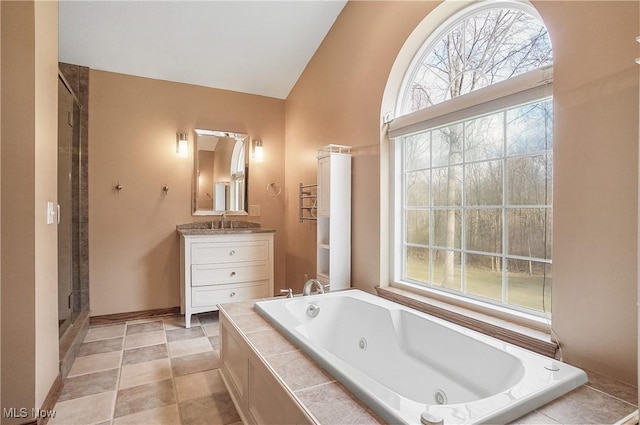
[59,62,90,314]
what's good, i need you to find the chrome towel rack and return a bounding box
[299,183,317,223]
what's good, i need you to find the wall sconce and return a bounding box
[177,132,189,158]
[253,139,264,162]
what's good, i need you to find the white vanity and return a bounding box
[178,223,275,328]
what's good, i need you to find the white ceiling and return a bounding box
[59,1,347,99]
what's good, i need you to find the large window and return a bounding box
[392,2,553,316]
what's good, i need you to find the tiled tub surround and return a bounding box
[255,291,589,424]
[49,314,241,425]
[49,301,637,425]
[220,298,638,425]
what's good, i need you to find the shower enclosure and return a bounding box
[58,75,81,336]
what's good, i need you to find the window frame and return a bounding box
[389,3,554,322]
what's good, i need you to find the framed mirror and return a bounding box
[193,129,249,216]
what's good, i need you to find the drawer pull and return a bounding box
[229,250,235,256]
[230,292,236,297]
[230,271,236,277]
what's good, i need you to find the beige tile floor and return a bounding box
[50,313,240,425]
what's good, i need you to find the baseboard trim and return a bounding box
[59,310,91,380]
[31,373,62,425]
[90,306,181,325]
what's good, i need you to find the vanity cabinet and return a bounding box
[179,231,274,328]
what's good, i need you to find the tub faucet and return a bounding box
[302,279,325,296]
[279,288,294,298]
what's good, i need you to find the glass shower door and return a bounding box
[58,77,74,336]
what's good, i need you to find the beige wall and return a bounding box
[285,1,437,294]
[538,0,639,384]
[284,0,638,384]
[89,71,286,315]
[0,0,59,421]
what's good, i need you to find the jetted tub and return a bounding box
[255,289,587,425]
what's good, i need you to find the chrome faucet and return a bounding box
[219,211,227,229]
[302,279,325,296]
[279,288,294,298]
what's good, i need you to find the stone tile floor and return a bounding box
[50,312,240,425]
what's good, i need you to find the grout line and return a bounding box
[293,380,338,394]
[614,410,639,425]
[165,316,184,425]
[110,323,126,424]
[585,384,639,409]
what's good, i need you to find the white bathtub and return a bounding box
[255,289,587,425]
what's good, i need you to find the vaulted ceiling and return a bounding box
[59,1,347,99]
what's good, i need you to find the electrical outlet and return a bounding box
[249,205,261,217]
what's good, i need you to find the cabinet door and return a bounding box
[191,261,270,286]
[248,354,313,425]
[191,281,269,307]
[317,156,330,217]
[192,240,270,264]
[221,325,249,403]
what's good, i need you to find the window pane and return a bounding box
[433,209,461,249]
[507,99,553,155]
[405,132,430,170]
[465,209,502,253]
[402,9,552,114]
[406,246,430,283]
[406,210,429,245]
[507,155,552,205]
[465,253,502,302]
[397,4,553,317]
[432,166,462,206]
[432,123,463,167]
[465,112,504,161]
[433,249,461,291]
[465,160,503,206]
[406,171,430,207]
[507,259,551,312]
[507,208,552,259]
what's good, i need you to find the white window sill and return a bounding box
[377,283,558,358]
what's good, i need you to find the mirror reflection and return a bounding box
[193,129,248,215]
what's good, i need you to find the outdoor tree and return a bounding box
[402,7,553,310]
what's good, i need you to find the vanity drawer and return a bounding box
[192,240,269,264]
[191,261,269,286]
[191,281,268,307]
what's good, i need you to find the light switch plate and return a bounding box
[249,205,261,217]
[46,202,55,224]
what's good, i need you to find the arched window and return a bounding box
[399,2,552,114]
[390,1,553,316]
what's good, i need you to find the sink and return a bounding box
[210,220,260,230]
[176,221,261,232]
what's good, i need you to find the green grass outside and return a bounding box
[406,257,552,313]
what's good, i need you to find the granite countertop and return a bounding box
[219,298,639,425]
[176,221,275,236]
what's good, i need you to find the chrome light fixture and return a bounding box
[177,132,189,158]
[253,139,264,162]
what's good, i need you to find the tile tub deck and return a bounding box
[219,298,638,425]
